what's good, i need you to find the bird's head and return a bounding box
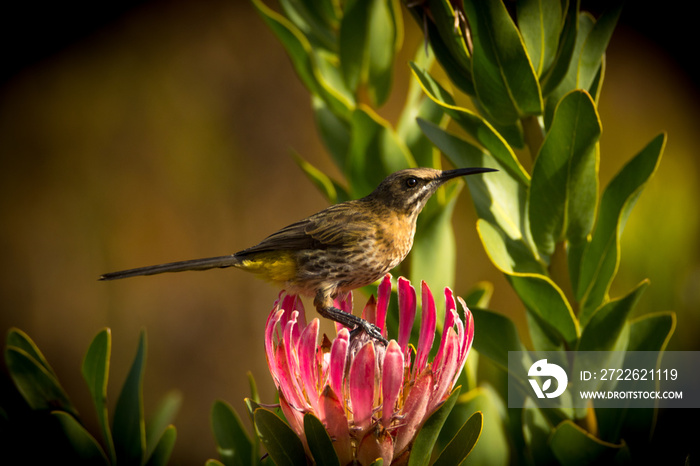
[368,167,497,217]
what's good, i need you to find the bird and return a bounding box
[100,167,497,343]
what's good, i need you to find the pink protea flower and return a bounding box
[264,274,475,465]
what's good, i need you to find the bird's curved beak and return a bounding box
[438,167,498,183]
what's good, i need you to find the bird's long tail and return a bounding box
[99,255,241,281]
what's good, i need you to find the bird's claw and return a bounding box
[350,321,388,345]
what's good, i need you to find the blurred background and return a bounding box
[1,1,698,463]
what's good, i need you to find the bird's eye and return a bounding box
[406,177,418,188]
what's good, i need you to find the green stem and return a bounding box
[549,241,577,316]
[575,403,599,438]
[522,115,545,162]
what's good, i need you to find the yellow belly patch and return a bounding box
[238,251,297,284]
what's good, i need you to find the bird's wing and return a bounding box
[235,201,373,256]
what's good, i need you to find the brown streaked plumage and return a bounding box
[100,167,497,342]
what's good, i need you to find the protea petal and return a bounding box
[349,342,376,432]
[458,297,475,364]
[397,277,416,357]
[428,328,459,413]
[376,274,392,336]
[338,291,353,313]
[357,429,394,466]
[266,291,285,328]
[298,318,320,412]
[393,367,432,456]
[293,295,307,328]
[444,288,457,331]
[264,308,285,384]
[434,288,458,369]
[382,340,403,427]
[279,294,303,342]
[362,295,378,326]
[333,291,353,333]
[415,281,436,376]
[279,386,305,439]
[274,343,306,411]
[283,312,306,406]
[319,385,353,465]
[329,328,349,400]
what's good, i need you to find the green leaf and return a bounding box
[346,106,389,196]
[295,0,339,33]
[304,413,341,466]
[397,46,443,168]
[145,425,177,466]
[427,0,472,74]
[543,4,621,127]
[6,328,58,378]
[416,7,475,95]
[312,96,351,169]
[627,311,676,353]
[293,153,346,204]
[410,180,461,298]
[145,390,182,463]
[464,282,493,309]
[337,0,403,105]
[418,119,537,261]
[540,0,578,96]
[211,400,254,466]
[408,386,461,466]
[52,411,110,464]
[543,11,594,127]
[366,0,402,106]
[278,0,336,50]
[576,134,665,317]
[252,0,352,118]
[314,49,357,112]
[517,0,563,77]
[478,222,575,350]
[463,0,543,124]
[576,3,623,93]
[113,330,147,465]
[549,420,629,465]
[400,95,444,169]
[529,90,601,256]
[5,346,77,417]
[410,64,530,184]
[346,106,415,198]
[475,217,543,276]
[476,219,579,347]
[439,385,511,464]
[252,0,320,96]
[470,308,525,371]
[247,372,261,405]
[244,397,262,431]
[522,399,558,465]
[512,275,579,349]
[254,408,307,466]
[595,312,676,443]
[433,411,482,465]
[578,280,649,351]
[339,0,370,93]
[81,328,116,464]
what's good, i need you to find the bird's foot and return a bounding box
[350,320,388,345]
[317,304,387,345]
